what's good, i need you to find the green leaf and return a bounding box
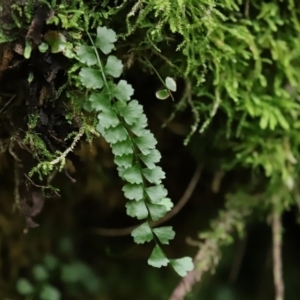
[123,164,143,184]
[131,222,153,244]
[114,100,126,109]
[165,77,177,92]
[142,166,165,184]
[259,114,268,129]
[16,278,34,296]
[114,154,133,168]
[76,45,97,66]
[38,42,49,53]
[112,80,134,101]
[129,114,148,136]
[116,100,143,125]
[105,55,123,78]
[148,245,169,268]
[28,72,34,83]
[170,257,194,277]
[95,26,117,54]
[63,44,76,59]
[79,67,104,89]
[24,39,32,59]
[134,131,157,155]
[146,185,168,203]
[96,122,105,136]
[43,255,59,270]
[139,149,161,169]
[97,110,120,129]
[273,108,290,130]
[89,92,111,112]
[44,31,67,53]
[40,284,61,300]
[112,139,134,156]
[102,124,128,144]
[122,183,144,200]
[153,226,175,245]
[61,262,90,283]
[117,166,127,178]
[156,89,170,100]
[83,101,93,112]
[147,202,168,221]
[59,238,73,255]
[33,264,48,281]
[126,200,148,219]
[158,198,174,211]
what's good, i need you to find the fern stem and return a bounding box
[86,30,110,93]
[85,31,154,221]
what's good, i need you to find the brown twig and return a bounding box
[229,235,248,283]
[24,173,47,189]
[91,164,202,236]
[64,169,76,183]
[169,205,252,300]
[0,44,14,81]
[272,207,284,300]
[13,159,21,211]
[0,94,16,115]
[169,269,199,300]
[169,237,220,300]
[244,0,250,18]
[24,173,60,197]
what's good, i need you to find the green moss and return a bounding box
[23,132,55,162]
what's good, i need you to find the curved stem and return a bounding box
[144,56,174,101]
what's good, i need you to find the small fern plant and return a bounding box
[74,26,193,276]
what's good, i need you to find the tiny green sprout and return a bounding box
[155,77,176,101]
[144,57,176,101]
[44,31,67,53]
[165,77,177,92]
[28,72,34,83]
[24,39,32,59]
[156,89,170,100]
[38,42,49,53]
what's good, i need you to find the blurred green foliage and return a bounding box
[16,239,102,300]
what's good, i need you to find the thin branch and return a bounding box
[244,0,250,18]
[0,138,9,154]
[169,203,253,300]
[128,0,142,17]
[153,49,179,70]
[169,238,220,300]
[229,235,248,283]
[169,269,199,300]
[155,164,202,225]
[183,81,200,145]
[47,128,84,166]
[272,207,284,300]
[0,94,16,115]
[9,139,22,162]
[13,159,21,211]
[24,173,46,188]
[24,173,60,197]
[199,88,221,134]
[91,164,202,236]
